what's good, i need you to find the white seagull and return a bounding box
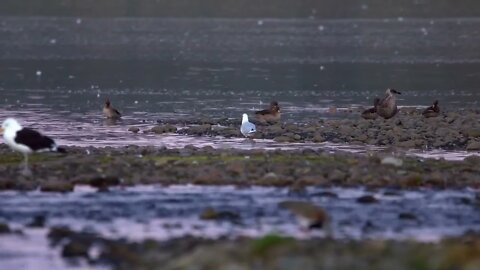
[0,118,66,175]
[240,113,256,138]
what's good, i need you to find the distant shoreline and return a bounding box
[0,0,479,18]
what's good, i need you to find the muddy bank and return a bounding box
[0,144,479,191]
[47,227,480,270]
[153,108,480,151]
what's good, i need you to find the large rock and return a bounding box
[466,141,480,151]
[150,124,177,134]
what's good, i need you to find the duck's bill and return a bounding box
[392,89,402,95]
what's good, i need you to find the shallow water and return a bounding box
[1,17,479,158]
[0,185,479,268]
[0,17,479,160]
[1,185,479,240]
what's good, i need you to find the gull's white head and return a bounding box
[1,118,22,134]
[242,113,249,124]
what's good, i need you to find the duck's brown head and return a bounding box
[105,99,111,108]
[433,100,439,107]
[270,101,280,112]
[388,88,401,95]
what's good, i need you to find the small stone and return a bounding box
[128,127,140,133]
[398,212,417,220]
[273,136,292,143]
[62,241,90,258]
[312,134,326,143]
[89,176,120,188]
[0,223,11,234]
[261,172,279,182]
[397,140,416,148]
[151,124,177,134]
[28,215,46,228]
[356,195,378,204]
[381,156,403,167]
[40,181,74,192]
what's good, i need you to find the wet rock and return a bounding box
[28,215,46,228]
[128,127,140,133]
[226,161,245,175]
[187,124,212,135]
[381,156,403,167]
[89,176,120,188]
[260,172,279,182]
[312,134,326,143]
[462,128,480,138]
[48,226,75,245]
[40,181,74,192]
[356,195,378,204]
[150,124,177,134]
[0,222,11,234]
[0,179,16,190]
[466,141,480,151]
[465,155,480,164]
[273,136,293,143]
[62,241,90,258]
[398,212,417,220]
[397,140,416,149]
[194,168,224,184]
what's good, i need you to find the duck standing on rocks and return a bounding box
[255,101,281,124]
[240,113,256,138]
[361,98,380,120]
[103,99,122,119]
[422,100,440,118]
[376,88,401,119]
[279,200,329,231]
[0,118,66,175]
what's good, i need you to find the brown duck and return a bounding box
[422,100,440,118]
[255,101,281,123]
[376,88,401,119]
[103,99,122,119]
[279,200,328,230]
[361,98,380,120]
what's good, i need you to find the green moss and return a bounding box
[250,234,294,257]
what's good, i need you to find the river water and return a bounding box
[0,16,479,269]
[0,185,479,269]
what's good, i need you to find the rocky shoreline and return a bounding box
[0,143,479,191]
[41,226,480,270]
[152,108,480,151]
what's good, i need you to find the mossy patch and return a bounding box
[250,234,294,257]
